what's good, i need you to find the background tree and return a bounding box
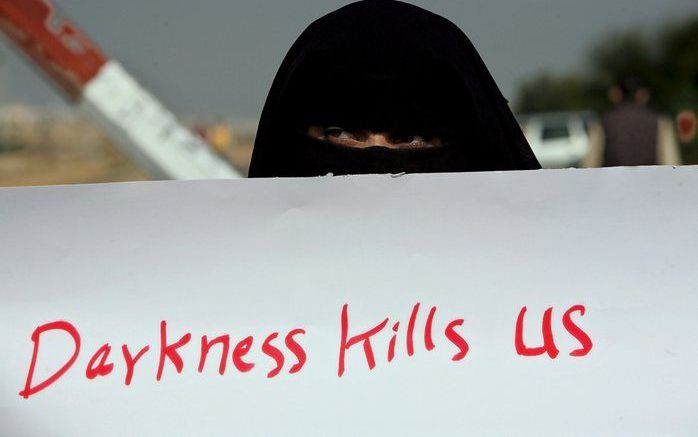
[514,16,698,162]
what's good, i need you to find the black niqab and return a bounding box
[249,0,541,177]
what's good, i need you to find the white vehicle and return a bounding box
[518,111,598,168]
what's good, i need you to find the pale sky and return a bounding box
[1,0,696,118]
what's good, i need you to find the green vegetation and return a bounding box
[0,141,23,153]
[514,16,698,162]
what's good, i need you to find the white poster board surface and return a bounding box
[1,168,697,436]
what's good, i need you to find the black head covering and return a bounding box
[249,0,540,177]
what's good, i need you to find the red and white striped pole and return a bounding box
[0,0,241,179]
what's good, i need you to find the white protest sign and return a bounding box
[0,168,697,436]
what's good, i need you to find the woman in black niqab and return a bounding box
[248,0,540,177]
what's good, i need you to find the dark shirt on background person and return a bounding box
[584,78,681,167]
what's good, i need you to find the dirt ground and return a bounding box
[0,141,253,187]
[0,145,149,187]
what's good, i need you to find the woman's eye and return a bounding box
[324,127,357,141]
[398,135,443,148]
[408,135,427,146]
[393,135,428,148]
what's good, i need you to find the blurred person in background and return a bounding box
[248,0,540,177]
[584,76,682,167]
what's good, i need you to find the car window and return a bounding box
[541,119,570,140]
